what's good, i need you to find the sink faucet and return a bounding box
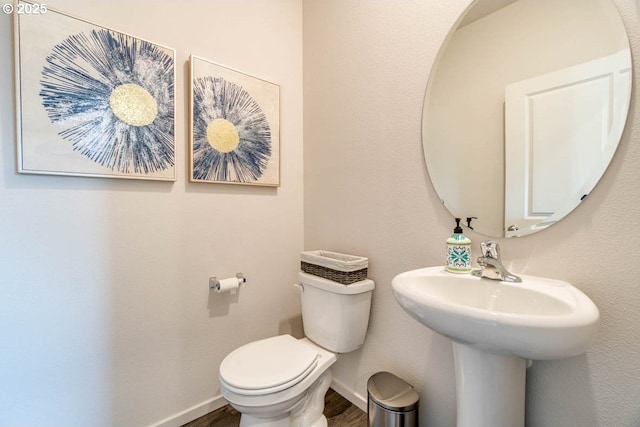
[471,241,522,283]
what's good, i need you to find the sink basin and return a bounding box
[392,266,599,359]
[392,266,599,427]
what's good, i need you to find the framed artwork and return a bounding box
[14,1,176,181]
[190,55,280,186]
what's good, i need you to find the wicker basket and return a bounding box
[300,250,368,284]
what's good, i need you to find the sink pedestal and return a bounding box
[453,343,526,427]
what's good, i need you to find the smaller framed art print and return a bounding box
[14,1,176,181]
[190,55,280,187]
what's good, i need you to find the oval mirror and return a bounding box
[423,0,631,237]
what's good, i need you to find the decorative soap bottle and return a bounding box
[446,218,472,274]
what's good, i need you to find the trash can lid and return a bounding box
[367,371,419,412]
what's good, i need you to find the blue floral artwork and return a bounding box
[15,5,176,180]
[190,56,280,186]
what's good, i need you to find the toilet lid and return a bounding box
[220,335,319,393]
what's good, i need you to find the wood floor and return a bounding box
[182,388,367,427]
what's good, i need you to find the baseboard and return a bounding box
[149,379,366,427]
[148,394,228,427]
[330,377,368,412]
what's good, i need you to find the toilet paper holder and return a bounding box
[209,273,247,290]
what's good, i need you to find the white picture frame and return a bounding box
[190,55,280,187]
[14,1,176,181]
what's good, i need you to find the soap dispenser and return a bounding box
[446,218,472,273]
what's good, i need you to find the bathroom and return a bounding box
[1,0,639,426]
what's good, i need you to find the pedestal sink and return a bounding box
[392,266,599,427]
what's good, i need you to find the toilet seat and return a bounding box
[220,335,319,396]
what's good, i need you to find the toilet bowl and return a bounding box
[219,273,375,427]
[220,336,336,427]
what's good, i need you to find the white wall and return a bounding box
[303,1,640,426]
[0,1,303,426]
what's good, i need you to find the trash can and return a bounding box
[367,371,419,427]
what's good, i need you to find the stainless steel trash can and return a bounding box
[367,372,419,427]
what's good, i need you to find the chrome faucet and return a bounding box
[471,241,522,283]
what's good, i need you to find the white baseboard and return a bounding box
[149,379,366,427]
[149,394,228,427]
[330,377,368,412]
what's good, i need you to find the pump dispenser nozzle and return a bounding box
[466,217,477,230]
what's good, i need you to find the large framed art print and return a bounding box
[14,1,176,181]
[190,55,280,187]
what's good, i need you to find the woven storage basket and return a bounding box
[300,250,368,284]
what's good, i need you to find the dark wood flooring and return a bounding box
[182,388,367,427]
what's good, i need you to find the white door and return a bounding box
[504,50,630,237]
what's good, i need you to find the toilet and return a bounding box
[219,272,375,427]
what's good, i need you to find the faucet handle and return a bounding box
[480,240,500,259]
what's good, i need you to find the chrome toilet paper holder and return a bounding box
[209,272,247,290]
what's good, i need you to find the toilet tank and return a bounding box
[298,272,375,353]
